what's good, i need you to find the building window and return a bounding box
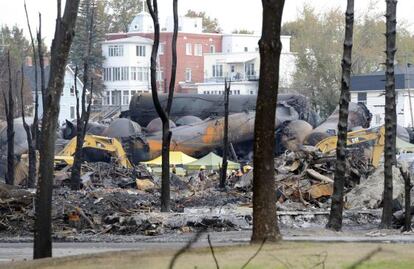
[212,64,223,77]
[104,68,112,81]
[105,91,110,105]
[70,106,75,119]
[131,90,136,97]
[357,92,367,104]
[194,44,202,56]
[246,63,255,77]
[122,91,129,105]
[112,67,120,81]
[131,67,137,80]
[244,47,248,52]
[185,68,192,82]
[157,69,164,81]
[186,43,192,55]
[112,90,120,105]
[250,90,254,95]
[70,86,75,96]
[121,67,129,80]
[159,43,165,55]
[210,45,215,53]
[136,45,146,57]
[108,45,123,57]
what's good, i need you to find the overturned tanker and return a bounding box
[304,103,372,145]
[129,93,320,127]
[128,99,311,163]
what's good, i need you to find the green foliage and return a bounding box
[185,10,221,33]
[0,25,31,66]
[108,0,143,33]
[70,0,107,94]
[283,5,414,119]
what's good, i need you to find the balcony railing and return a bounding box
[204,72,259,83]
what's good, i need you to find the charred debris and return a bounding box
[1,93,414,237]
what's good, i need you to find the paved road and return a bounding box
[2,230,414,263]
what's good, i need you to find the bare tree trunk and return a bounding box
[24,1,38,188]
[19,65,36,188]
[147,0,178,212]
[34,0,80,259]
[251,0,285,243]
[33,13,46,150]
[399,166,412,232]
[71,1,94,191]
[220,79,230,189]
[381,0,398,229]
[3,51,15,186]
[326,0,354,231]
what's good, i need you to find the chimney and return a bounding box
[25,56,33,67]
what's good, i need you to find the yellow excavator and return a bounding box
[54,135,132,168]
[315,125,385,168]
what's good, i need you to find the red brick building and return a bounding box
[105,13,222,94]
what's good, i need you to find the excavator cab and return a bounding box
[315,126,385,168]
[54,135,132,169]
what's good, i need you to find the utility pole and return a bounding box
[406,60,414,127]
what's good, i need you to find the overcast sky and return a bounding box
[1,0,414,46]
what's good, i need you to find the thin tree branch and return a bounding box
[166,0,178,114]
[24,0,38,149]
[37,13,46,107]
[241,238,266,269]
[207,234,220,269]
[168,230,205,269]
[347,247,382,269]
[74,66,80,122]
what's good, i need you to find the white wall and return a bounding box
[351,90,410,127]
[222,34,291,53]
[36,66,82,126]
[203,51,295,88]
[102,37,153,105]
[165,16,202,33]
[196,81,258,95]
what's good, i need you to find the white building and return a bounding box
[165,16,202,33]
[196,34,296,95]
[24,65,83,124]
[102,36,153,106]
[24,65,84,125]
[350,65,414,127]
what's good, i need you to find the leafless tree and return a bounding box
[3,51,15,186]
[219,79,230,189]
[326,0,354,231]
[251,0,285,243]
[37,14,46,124]
[381,0,398,228]
[19,65,36,188]
[24,1,38,188]
[34,0,80,259]
[70,1,95,190]
[146,0,178,212]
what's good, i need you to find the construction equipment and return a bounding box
[315,126,385,168]
[54,135,132,168]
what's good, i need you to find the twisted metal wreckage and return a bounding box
[0,93,402,176]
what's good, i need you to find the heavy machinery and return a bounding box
[54,135,132,168]
[315,125,385,168]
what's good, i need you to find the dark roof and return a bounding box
[351,65,414,92]
[23,65,50,92]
